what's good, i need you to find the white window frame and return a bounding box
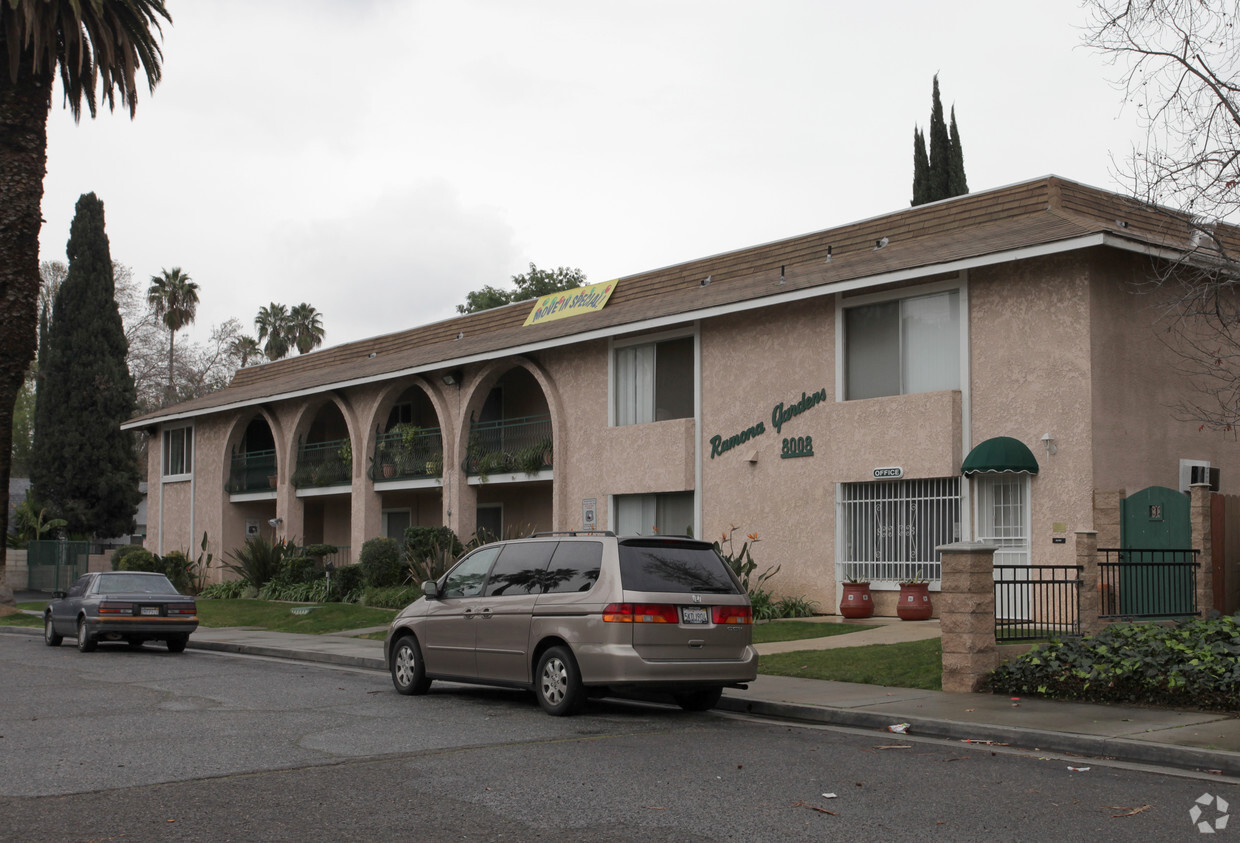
[973,474,1032,568]
[611,491,696,537]
[162,424,193,481]
[835,278,967,402]
[609,327,698,427]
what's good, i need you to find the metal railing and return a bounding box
[1098,548,1200,619]
[292,438,353,489]
[463,414,553,477]
[994,564,1083,642]
[225,448,278,494]
[370,427,444,482]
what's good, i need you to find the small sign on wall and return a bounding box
[246,519,260,538]
[582,499,597,530]
[873,467,904,479]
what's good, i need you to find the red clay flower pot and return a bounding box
[839,582,874,619]
[897,582,933,621]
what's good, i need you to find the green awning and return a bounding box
[961,436,1039,476]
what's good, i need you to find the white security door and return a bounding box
[976,474,1031,620]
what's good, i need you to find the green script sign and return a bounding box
[709,388,827,459]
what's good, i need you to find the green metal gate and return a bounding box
[1118,486,1195,616]
[26,540,90,591]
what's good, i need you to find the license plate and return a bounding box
[141,606,159,616]
[681,607,709,624]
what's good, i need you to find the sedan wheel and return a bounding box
[166,635,188,654]
[536,646,584,716]
[76,619,97,653]
[390,635,431,695]
[44,615,63,647]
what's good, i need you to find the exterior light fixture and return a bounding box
[442,371,463,386]
[1041,433,1057,456]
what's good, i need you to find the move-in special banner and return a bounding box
[523,280,617,327]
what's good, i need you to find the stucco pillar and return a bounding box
[1076,530,1102,635]
[1190,483,1215,616]
[937,541,998,693]
[353,476,382,562]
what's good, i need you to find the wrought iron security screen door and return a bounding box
[976,474,1031,620]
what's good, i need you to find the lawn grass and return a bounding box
[0,611,42,628]
[195,599,395,634]
[758,638,942,690]
[752,620,875,644]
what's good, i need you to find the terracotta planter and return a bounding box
[382,463,395,478]
[267,475,278,489]
[896,582,933,621]
[839,582,874,619]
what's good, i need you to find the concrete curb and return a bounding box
[186,637,386,671]
[715,695,1240,777]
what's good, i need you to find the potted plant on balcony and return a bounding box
[896,570,933,621]
[839,575,874,619]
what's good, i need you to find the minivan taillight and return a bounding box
[602,603,679,623]
[712,605,753,625]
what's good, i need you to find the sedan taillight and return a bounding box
[99,602,133,615]
[165,603,197,616]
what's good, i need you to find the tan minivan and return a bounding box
[384,532,758,715]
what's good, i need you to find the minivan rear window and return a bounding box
[617,540,741,594]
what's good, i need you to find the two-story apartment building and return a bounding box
[123,176,1239,616]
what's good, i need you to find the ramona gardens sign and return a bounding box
[708,387,827,459]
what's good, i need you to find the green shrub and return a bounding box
[110,544,149,570]
[361,584,421,610]
[199,580,247,599]
[223,536,293,588]
[359,537,403,588]
[281,555,318,585]
[773,595,819,618]
[258,578,332,603]
[114,547,160,573]
[161,550,193,593]
[330,563,364,602]
[713,526,779,599]
[988,615,1240,710]
[301,543,338,562]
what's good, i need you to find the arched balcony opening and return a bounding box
[463,368,553,480]
[225,415,279,496]
[293,403,353,490]
[370,386,444,482]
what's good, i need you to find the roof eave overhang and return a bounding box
[124,230,1165,430]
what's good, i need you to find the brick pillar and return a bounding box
[1076,530,1102,635]
[1190,483,1215,616]
[937,541,998,693]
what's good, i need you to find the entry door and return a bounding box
[977,474,1031,621]
[1120,486,1193,616]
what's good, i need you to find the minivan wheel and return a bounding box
[673,687,723,712]
[391,635,431,695]
[76,618,97,653]
[536,646,584,716]
[44,615,63,647]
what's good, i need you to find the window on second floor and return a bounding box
[844,288,960,400]
[162,425,193,479]
[614,335,694,425]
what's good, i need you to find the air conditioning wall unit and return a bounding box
[1179,459,1220,492]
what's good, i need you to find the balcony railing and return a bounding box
[370,426,444,482]
[292,438,353,489]
[1098,548,1200,619]
[463,414,553,477]
[225,449,278,494]
[994,564,1083,642]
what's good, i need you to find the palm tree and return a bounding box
[147,267,198,401]
[0,1,171,605]
[230,335,262,367]
[289,302,325,354]
[255,302,291,361]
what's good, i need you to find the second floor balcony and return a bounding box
[464,414,553,479]
[292,438,353,489]
[225,448,278,494]
[370,425,444,482]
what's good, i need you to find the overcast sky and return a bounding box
[37,0,1142,350]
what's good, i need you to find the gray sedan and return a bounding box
[44,571,199,653]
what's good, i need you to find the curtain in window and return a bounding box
[901,291,959,394]
[615,344,654,425]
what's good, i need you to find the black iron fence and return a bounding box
[225,448,278,494]
[994,564,1083,642]
[1098,548,1199,619]
[463,415,553,477]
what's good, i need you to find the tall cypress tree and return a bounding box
[911,75,969,206]
[911,127,931,206]
[30,194,141,538]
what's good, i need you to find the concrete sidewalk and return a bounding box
[9,602,1240,778]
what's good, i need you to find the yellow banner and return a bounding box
[523,280,617,326]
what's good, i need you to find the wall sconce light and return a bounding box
[778,265,786,284]
[442,371,463,386]
[1041,433,1057,457]
[700,275,711,287]
[268,517,283,527]
[824,245,833,263]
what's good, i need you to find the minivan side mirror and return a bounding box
[422,581,441,600]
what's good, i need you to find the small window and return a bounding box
[441,546,500,598]
[844,289,959,400]
[544,541,603,594]
[615,492,694,537]
[614,336,694,425]
[483,542,557,596]
[162,426,193,478]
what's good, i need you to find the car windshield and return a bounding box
[95,574,179,595]
[617,540,741,594]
